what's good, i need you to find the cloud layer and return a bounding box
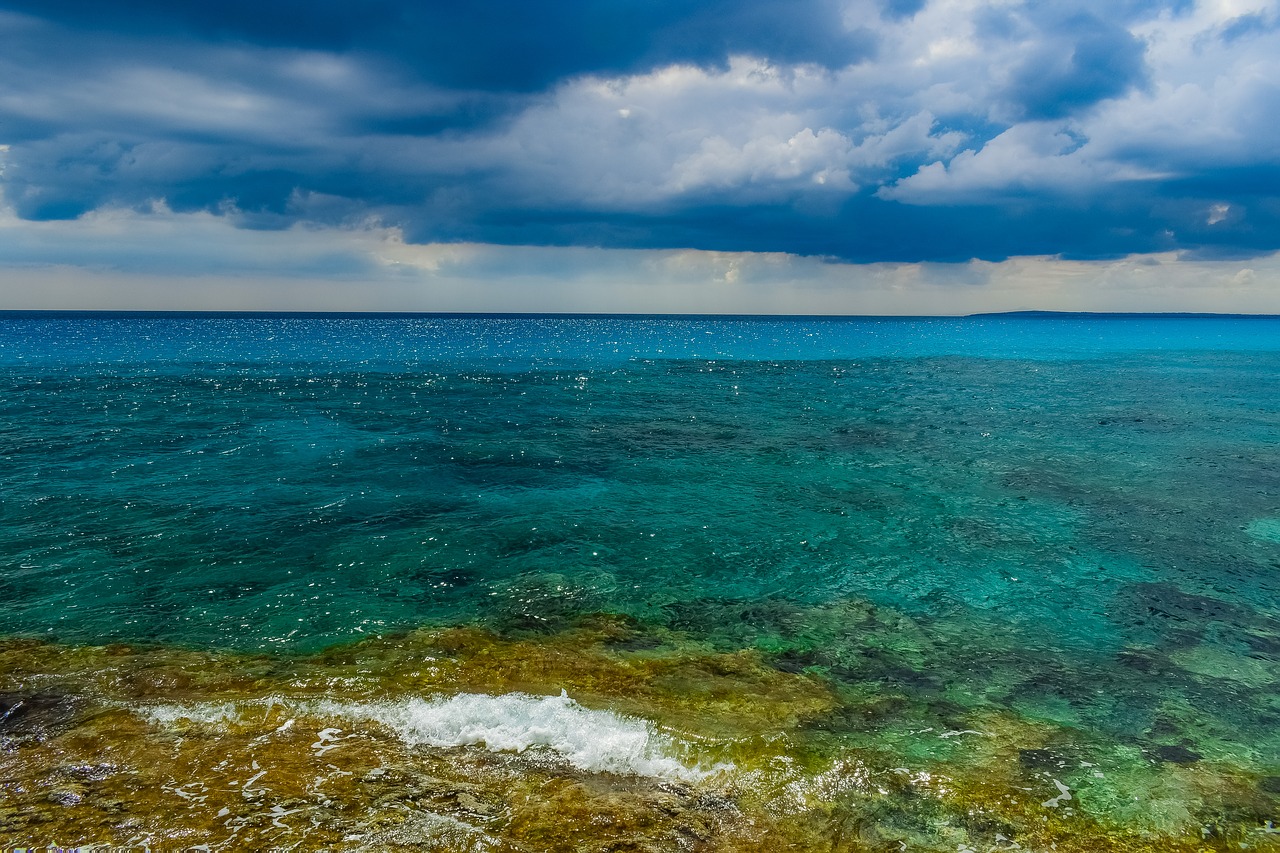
[5,205,1279,315]
[1,0,1279,268]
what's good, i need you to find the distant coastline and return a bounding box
[965,309,1280,319]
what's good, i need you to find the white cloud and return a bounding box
[400,55,973,208]
[673,127,858,191]
[880,121,1170,202]
[881,0,1280,203]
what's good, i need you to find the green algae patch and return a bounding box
[3,616,1280,852]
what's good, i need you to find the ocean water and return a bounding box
[1,313,1279,851]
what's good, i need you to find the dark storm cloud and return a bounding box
[1,0,1279,264]
[393,182,1280,264]
[0,0,873,89]
[1001,12,1149,120]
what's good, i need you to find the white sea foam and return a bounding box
[313,691,718,781]
[144,691,721,782]
[145,701,243,726]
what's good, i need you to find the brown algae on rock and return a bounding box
[1,614,1278,851]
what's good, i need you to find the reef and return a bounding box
[2,605,1278,851]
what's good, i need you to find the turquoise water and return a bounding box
[4,314,1278,650]
[3,313,1280,849]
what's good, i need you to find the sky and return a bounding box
[2,0,1279,314]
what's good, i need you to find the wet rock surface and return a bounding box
[0,691,81,744]
[0,613,1278,852]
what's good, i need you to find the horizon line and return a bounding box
[2,309,1280,321]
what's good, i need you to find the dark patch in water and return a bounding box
[831,425,891,449]
[1259,775,1280,795]
[1008,669,1078,702]
[604,635,664,653]
[1018,749,1071,770]
[772,649,820,674]
[1113,582,1268,652]
[486,574,611,635]
[1244,633,1280,655]
[956,809,1018,840]
[202,579,272,600]
[1153,744,1202,764]
[1115,648,1165,673]
[1121,582,1243,624]
[0,691,81,742]
[661,597,804,640]
[874,665,944,692]
[411,565,477,589]
[495,530,573,559]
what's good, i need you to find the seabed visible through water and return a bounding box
[2,314,1279,850]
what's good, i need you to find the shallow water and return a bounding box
[1,313,1279,850]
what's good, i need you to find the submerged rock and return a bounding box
[0,691,81,742]
[1018,748,1070,770]
[1153,744,1202,764]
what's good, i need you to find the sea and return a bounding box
[1,312,1278,851]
